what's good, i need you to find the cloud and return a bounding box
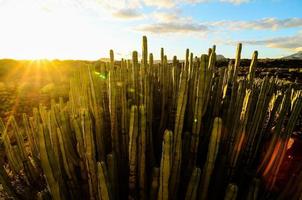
[136,22,208,34]
[142,0,175,8]
[136,11,208,35]
[219,0,250,4]
[93,0,251,11]
[141,11,302,36]
[179,0,251,5]
[210,18,302,30]
[34,0,252,19]
[96,0,141,10]
[135,10,302,36]
[239,31,302,51]
[75,0,143,20]
[112,8,144,19]
[151,11,184,22]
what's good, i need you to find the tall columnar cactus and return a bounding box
[142,35,148,69]
[132,51,139,106]
[264,93,302,190]
[247,51,258,87]
[149,167,160,200]
[224,183,238,200]
[170,51,190,199]
[189,54,212,169]
[199,117,222,200]
[158,130,172,200]
[97,161,112,200]
[257,88,291,175]
[138,105,147,199]
[246,178,260,200]
[107,153,118,200]
[129,105,139,199]
[81,109,98,199]
[87,64,106,161]
[233,43,242,81]
[185,167,201,200]
[109,50,121,163]
[0,118,22,199]
[228,88,252,177]
[37,123,62,200]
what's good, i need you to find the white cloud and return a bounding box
[182,0,250,4]
[135,11,208,35]
[219,0,250,5]
[143,0,175,8]
[238,31,302,51]
[135,10,302,36]
[151,10,191,22]
[210,18,302,30]
[85,0,252,11]
[112,8,144,19]
[136,22,208,34]
[95,0,141,10]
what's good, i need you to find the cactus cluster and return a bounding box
[0,36,301,200]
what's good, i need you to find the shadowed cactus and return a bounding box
[129,105,139,199]
[199,117,222,200]
[224,183,238,200]
[185,167,201,200]
[158,130,172,200]
[97,161,112,200]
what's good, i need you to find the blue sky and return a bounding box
[0,0,301,60]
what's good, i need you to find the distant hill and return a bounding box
[282,51,302,60]
[216,54,226,61]
[100,58,111,62]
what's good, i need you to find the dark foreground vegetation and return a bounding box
[0,37,302,200]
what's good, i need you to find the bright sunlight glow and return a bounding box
[0,0,129,60]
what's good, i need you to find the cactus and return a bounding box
[109,50,121,163]
[107,153,118,199]
[97,161,112,200]
[246,178,260,200]
[128,105,139,199]
[247,51,258,87]
[185,167,201,200]
[149,167,160,200]
[138,105,147,199]
[0,118,22,199]
[81,109,98,199]
[0,36,300,200]
[169,51,190,199]
[224,183,238,200]
[228,88,252,177]
[190,55,209,154]
[233,43,242,81]
[199,117,222,200]
[264,93,302,190]
[158,130,172,200]
[257,88,291,175]
[37,124,62,200]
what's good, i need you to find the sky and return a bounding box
[0,0,301,60]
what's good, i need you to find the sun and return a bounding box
[0,0,108,60]
[30,59,50,66]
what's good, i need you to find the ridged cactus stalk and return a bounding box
[224,183,238,200]
[199,117,222,200]
[158,130,172,200]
